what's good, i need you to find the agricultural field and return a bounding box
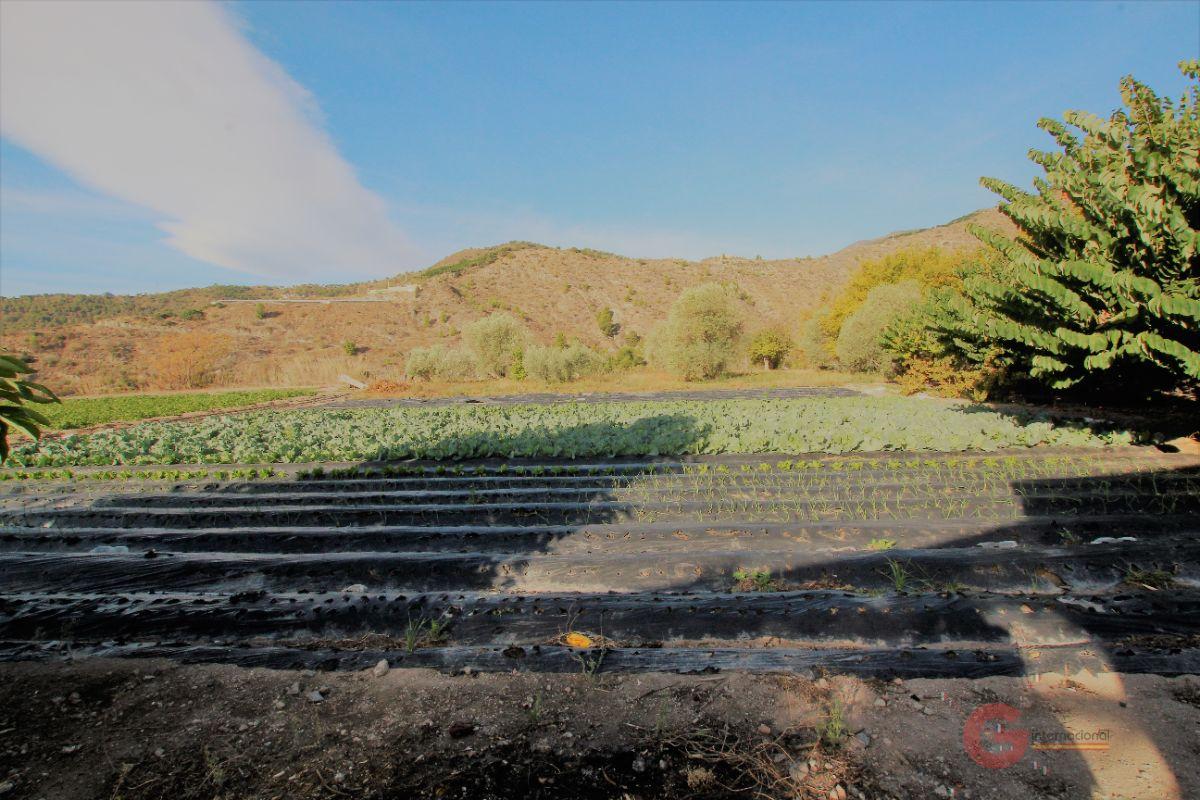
[0,393,1197,799]
[37,387,317,430]
[5,395,1135,467]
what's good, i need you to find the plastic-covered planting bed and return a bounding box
[1,448,1197,677]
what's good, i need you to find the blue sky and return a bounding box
[1,0,1196,296]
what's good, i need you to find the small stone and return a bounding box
[341,584,367,593]
[631,756,646,773]
[69,692,81,704]
[154,748,165,758]
[372,659,390,678]
[286,682,301,696]
[757,723,772,735]
[856,732,871,747]
[62,744,80,754]
[923,706,935,716]
[238,723,249,732]
[306,690,325,703]
[274,700,286,710]
[934,786,950,798]
[874,698,886,707]
[789,760,809,780]
[1020,604,1034,614]
[334,772,345,783]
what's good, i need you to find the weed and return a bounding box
[819,699,848,748]
[879,558,913,592]
[1123,566,1176,591]
[866,538,896,551]
[732,568,778,592]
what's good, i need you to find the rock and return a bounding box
[0,780,14,796]
[306,690,325,703]
[631,756,646,773]
[372,659,390,678]
[874,698,886,707]
[757,723,772,735]
[934,786,951,798]
[789,760,809,780]
[154,748,165,758]
[856,732,871,748]
[274,700,286,710]
[286,682,301,696]
[922,706,935,716]
[341,584,367,593]
[448,722,475,739]
[62,744,80,753]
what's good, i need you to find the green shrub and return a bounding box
[342,340,358,356]
[796,316,835,369]
[524,343,608,383]
[748,329,792,370]
[463,313,527,378]
[404,345,480,381]
[835,282,922,372]
[819,248,974,344]
[254,303,267,320]
[927,61,1200,395]
[596,307,620,338]
[655,283,744,380]
[608,344,647,371]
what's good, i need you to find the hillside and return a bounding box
[1,208,1013,395]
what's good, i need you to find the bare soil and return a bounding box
[0,659,1196,800]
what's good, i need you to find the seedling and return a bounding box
[866,538,896,551]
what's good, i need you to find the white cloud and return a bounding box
[0,0,411,280]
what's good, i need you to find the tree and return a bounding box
[836,282,923,372]
[462,313,527,378]
[596,307,620,338]
[656,283,744,380]
[748,329,792,370]
[0,351,59,462]
[931,61,1200,393]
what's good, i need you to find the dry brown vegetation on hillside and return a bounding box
[1,209,1011,395]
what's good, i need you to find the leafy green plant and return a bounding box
[924,62,1200,394]
[342,340,358,356]
[0,351,59,462]
[866,538,896,551]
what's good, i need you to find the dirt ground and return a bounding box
[0,660,1196,800]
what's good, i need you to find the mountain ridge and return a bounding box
[1,208,1014,394]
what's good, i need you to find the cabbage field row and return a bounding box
[5,397,1135,468]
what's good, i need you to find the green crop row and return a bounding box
[4,396,1135,468]
[40,388,316,429]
